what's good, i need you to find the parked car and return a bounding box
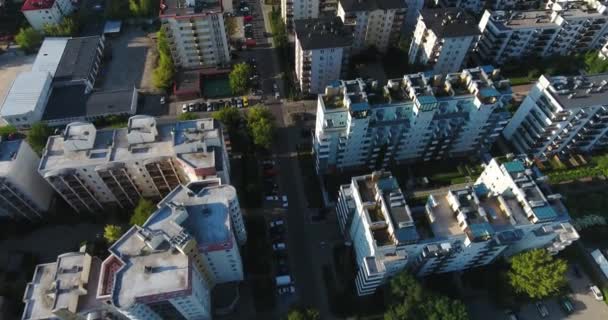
[243,96,249,107]
[272,243,286,251]
[262,159,275,165]
[160,96,166,104]
[535,301,549,318]
[188,103,196,112]
[282,195,288,208]
[559,296,574,314]
[590,285,604,300]
[277,285,295,295]
[265,195,279,201]
[244,15,253,22]
[182,104,189,113]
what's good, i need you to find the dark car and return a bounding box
[559,296,574,314]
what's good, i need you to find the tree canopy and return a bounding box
[507,249,567,299]
[27,122,53,155]
[153,28,175,89]
[43,15,78,36]
[212,106,242,130]
[286,308,319,320]
[129,199,156,226]
[15,27,42,52]
[229,63,252,95]
[177,112,198,121]
[246,105,275,149]
[103,224,123,244]
[384,271,468,320]
[0,125,17,138]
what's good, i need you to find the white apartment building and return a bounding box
[599,40,608,59]
[96,180,245,320]
[336,0,406,53]
[282,0,319,28]
[22,251,124,320]
[409,9,480,75]
[503,73,608,159]
[38,116,231,213]
[337,159,579,295]
[0,138,53,221]
[313,66,512,174]
[477,1,608,65]
[294,17,353,94]
[160,0,230,69]
[21,0,74,31]
[435,0,539,14]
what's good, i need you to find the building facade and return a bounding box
[21,0,74,31]
[435,0,539,14]
[337,159,579,296]
[281,0,319,28]
[294,17,353,94]
[159,0,230,69]
[38,116,231,213]
[477,1,608,65]
[97,180,246,320]
[0,139,54,221]
[313,66,512,174]
[336,0,406,53]
[0,71,53,129]
[408,9,480,75]
[503,73,608,159]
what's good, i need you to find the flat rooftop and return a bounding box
[0,54,34,110]
[546,74,608,110]
[39,117,222,174]
[54,36,102,83]
[109,227,191,308]
[42,86,137,121]
[32,38,69,77]
[160,0,222,17]
[0,139,22,176]
[491,10,558,29]
[294,17,353,50]
[0,71,51,117]
[421,8,480,37]
[22,253,102,320]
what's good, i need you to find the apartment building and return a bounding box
[96,180,245,320]
[477,1,608,65]
[435,0,539,14]
[281,0,319,28]
[159,0,230,69]
[313,66,512,174]
[0,138,53,221]
[22,251,124,320]
[21,0,74,31]
[294,17,353,94]
[336,159,579,295]
[408,9,480,75]
[336,0,406,53]
[38,116,231,213]
[503,73,608,159]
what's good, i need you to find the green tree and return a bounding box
[212,106,242,130]
[15,27,42,52]
[0,125,17,138]
[27,122,53,155]
[229,62,252,95]
[129,199,156,226]
[422,296,468,320]
[153,28,175,89]
[246,105,275,149]
[105,0,131,19]
[43,15,78,36]
[103,224,123,244]
[286,308,319,320]
[384,271,425,319]
[177,112,198,121]
[508,249,568,299]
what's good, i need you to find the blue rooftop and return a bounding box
[479,87,501,98]
[418,95,437,105]
[503,160,526,173]
[532,205,558,221]
[468,222,495,240]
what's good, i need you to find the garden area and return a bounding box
[502,51,608,85]
[540,153,608,184]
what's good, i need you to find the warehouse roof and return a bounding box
[54,36,102,83]
[0,71,51,117]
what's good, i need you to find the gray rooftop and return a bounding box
[54,36,102,83]
[295,17,353,50]
[0,139,23,176]
[160,0,222,16]
[339,0,405,12]
[42,86,137,121]
[546,74,608,110]
[420,8,480,38]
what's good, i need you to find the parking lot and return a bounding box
[468,264,608,320]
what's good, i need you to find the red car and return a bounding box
[264,169,277,176]
[244,15,253,22]
[245,38,256,48]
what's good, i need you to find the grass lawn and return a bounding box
[508,76,533,86]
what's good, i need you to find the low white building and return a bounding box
[336,0,406,53]
[39,116,231,213]
[477,1,608,64]
[408,8,480,75]
[337,159,579,295]
[21,0,74,31]
[159,0,230,69]
[0,71,52,128]
[294,17,353,94]
[313,66,512,174]
[281,0,319,28]
[0,138,54,221]
[503,73,608,159]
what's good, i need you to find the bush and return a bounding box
[15,27,42,52]
[153,28,175,89]
[26,122,53,155]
